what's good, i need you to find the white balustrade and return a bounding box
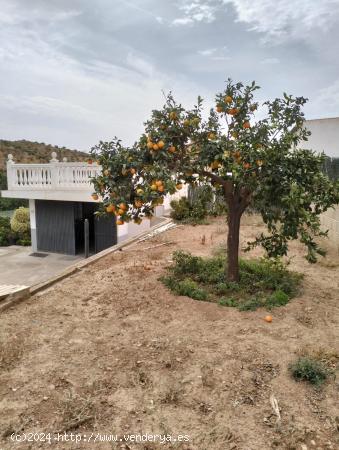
[6,154,101,191]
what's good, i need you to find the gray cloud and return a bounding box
[0,0,338,151]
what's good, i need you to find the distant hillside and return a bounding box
[0,140,88,171]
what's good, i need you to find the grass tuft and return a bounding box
[289,357,330,386]
[161,250,302,311]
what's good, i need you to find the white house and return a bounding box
[1,152,180,255]
[299,117,339,157]
[300,118,339,246]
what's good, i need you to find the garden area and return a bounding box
[0,214,338,449]
[1,80,338,449]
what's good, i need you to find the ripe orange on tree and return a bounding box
[147,141,153,149]
[157,140,165,149]
[243,121,251,129]
[224,95,233,103]
[153,143,159,151]
[106,204,115,213]
[168,145,176,153]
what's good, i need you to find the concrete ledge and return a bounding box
[0,287,31,312]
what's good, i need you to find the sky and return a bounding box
[1,0,339,152]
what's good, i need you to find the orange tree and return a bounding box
[90,80,338,282]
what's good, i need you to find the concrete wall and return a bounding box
[300,118,339,157]
[321,207,339,248]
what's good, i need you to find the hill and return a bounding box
[0,139,88,171]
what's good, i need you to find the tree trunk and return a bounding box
[226,205,242,282]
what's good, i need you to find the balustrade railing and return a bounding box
[6,153,101,191]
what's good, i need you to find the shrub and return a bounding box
[289,357,329,386]
[170,184,227,224]
[10,207,30,234]
[161,276,208,301]
[162,250,302,311]
[0,217,14,246]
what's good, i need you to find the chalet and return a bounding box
[1,153,172,255]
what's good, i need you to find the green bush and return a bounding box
[10,207,31,245]
[289,357,329,386]
[10,207,30,234]
[161,276,208,301]
[0,217,14,246]
[161,250,302,311]
[170,184,227,224]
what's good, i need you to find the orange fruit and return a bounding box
[147,141,153,149]
[157,185,165,192]
[157,140,165,149]
[150,184,157,191]
[216,105,223,113]
[224,95,233,103]
[168,145,176,153]
[134,200,143,208]
[169,111,177,120]
[116,219,124,225]
[91,193,99,200]
[176,183,183,190]
[243,162,251,170]
[153,144,159,151]
[136,188,144,195]
[155,180,163,187]
[264,315,273,323]
[243,121,251,129]
[117,208,125,215]
[106,204,115,213]
[228,108,239,116]
[119,203,127,211]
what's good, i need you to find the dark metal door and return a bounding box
[94,215,117,253]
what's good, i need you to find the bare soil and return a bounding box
[0,215,338,450]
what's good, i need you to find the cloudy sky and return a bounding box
[1,0,339,152]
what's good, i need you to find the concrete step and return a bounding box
[0,284,28,300]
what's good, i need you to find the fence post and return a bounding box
[6,154,15,189]
[49,152,59,189]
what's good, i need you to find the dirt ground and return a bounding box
[0,215,338,450]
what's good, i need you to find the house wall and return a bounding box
[320,207,339,248]
[299,118,339,157]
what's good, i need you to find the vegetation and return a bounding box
[0,217,15,246]
[10,207,31,245]
[0,207,31,247]
[170,185,226,224]
[161,250,302,311]
[91,79,339,283]
[0,139,87,171]
[289,357,330,386]
[0,171,27,211]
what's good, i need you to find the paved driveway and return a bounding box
[0,246,82,287]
